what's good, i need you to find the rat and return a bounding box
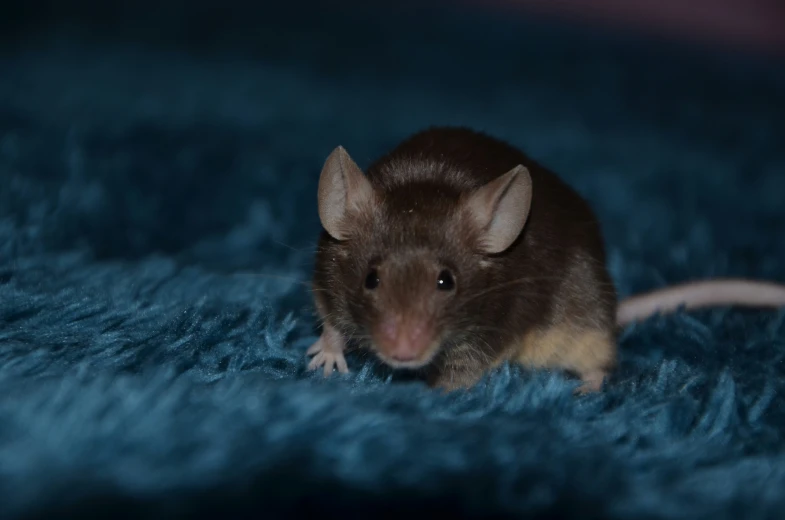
[305,126,785,393]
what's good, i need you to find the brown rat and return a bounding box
[306,126,785,393]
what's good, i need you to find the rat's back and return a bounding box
[365,127,586,203]
[366,127,603,246]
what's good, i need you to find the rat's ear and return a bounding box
[318,145,375,240]
[465,165,532,254]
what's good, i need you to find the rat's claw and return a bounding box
[307,347,349,377]
[306,338,324,356]
[574,369,607,395]
[308,350,349,377]
[306,328,349,377]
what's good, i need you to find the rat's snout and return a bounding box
[374,313,436,366]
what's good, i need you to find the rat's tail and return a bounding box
[616,278,785,327]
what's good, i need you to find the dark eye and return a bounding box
[437,269,455,291]
[364,268,380,290]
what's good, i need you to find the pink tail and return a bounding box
[617,279,785,326]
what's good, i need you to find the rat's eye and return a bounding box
[437,269,455,291]
[364,268,380,290]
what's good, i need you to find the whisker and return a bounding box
[272,240,320,253]
[228,272,309,285]
[456,275,616,307]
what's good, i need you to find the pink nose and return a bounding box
[377,315,432,361]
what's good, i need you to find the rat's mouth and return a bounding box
[372,340,441,370]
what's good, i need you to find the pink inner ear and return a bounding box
[467,165,532,254]
[317,146,374,240]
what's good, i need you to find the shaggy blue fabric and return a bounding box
[2,2,785,518]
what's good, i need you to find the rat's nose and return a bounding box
[377,315,432,362]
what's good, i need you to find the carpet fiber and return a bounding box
[2,2,785,518]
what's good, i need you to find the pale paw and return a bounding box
[306,329,349,377]
[574,370,607,395]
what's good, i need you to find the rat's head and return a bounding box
[316,145,532,369]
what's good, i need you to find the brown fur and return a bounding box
[310,126,618,392]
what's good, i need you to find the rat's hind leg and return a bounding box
[514,325,617,394]
[515,248,619,393]
[307,321,349,377]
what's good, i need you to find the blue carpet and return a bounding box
[2,1,785,518]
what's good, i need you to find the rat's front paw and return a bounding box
[306,325,349,377]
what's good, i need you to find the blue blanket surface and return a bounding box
[2,2,785,518]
